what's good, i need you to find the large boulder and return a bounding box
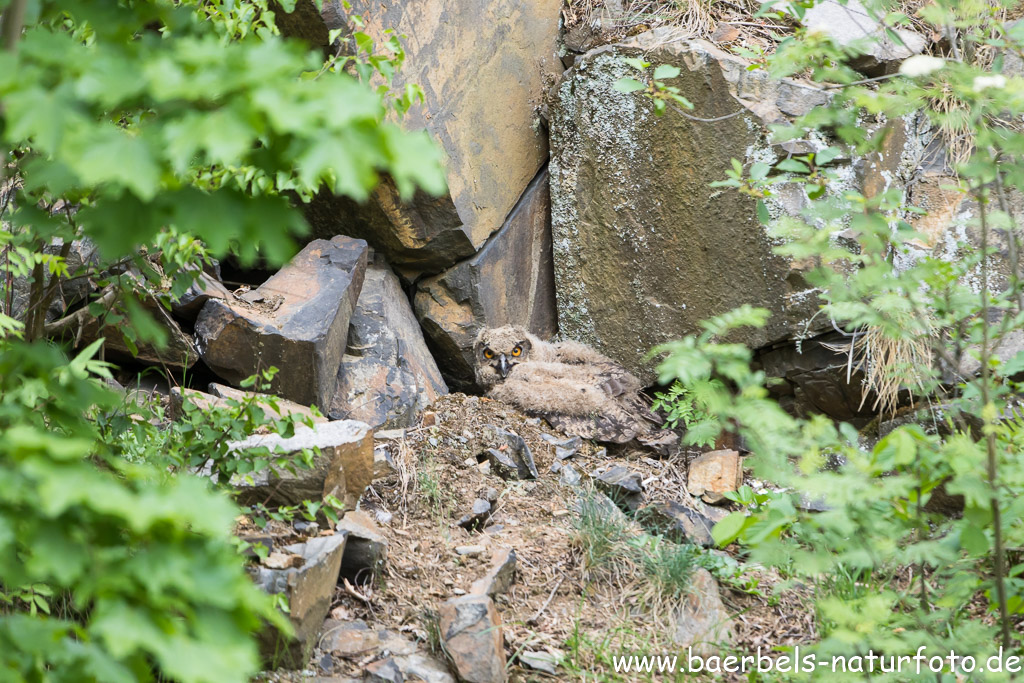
[195,236,368,410]
[549,33,855,383]
[329,258,448,427]
[280,0,563,274]
[414,170,557,391]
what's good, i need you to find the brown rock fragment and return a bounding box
[687,450,743,499]
[438,595,506,683]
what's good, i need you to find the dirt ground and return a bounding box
[289,393,820,681]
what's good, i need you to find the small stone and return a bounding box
[422,411,437,427]
[482,487,499,503]
[519,650,559,675]
[392,653,455,683]
[457,499,493,531]
[672,568,734,656]
[687,450,743,498]
[595,466,644,511]
[483,426,538,479]
[364,656,403,683]
[469,547,517,597]
[541,434,582,460]
[638,500,715,548]
[453,588,467,596]
[375,429,407,441]
[550,461,562,473]
[486,448,522,481]
[702,491,728,505]
[455,545,487,557]
[438,595,506,683]
[320,619,379,656]
[559,463,582,487]
[555,446,577,460]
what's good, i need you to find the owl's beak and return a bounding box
[497,354,511,378]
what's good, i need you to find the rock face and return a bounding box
[195,236,368,410]
[230,420,374,510]
[329,260,448,428]
[288,0,563,274]
[759,332,876,424]
[415,170,558,390]
[550,35,832,382]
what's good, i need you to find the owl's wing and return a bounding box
[543,412,640,444]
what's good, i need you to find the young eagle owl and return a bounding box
[473,326,678,454]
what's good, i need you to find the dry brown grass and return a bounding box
[857,325,933,418]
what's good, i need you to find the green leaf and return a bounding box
[814,146,842,165]
[613,78,647,94]
[775,158,810,174]
[749,162,770,180]
[756,200,771,225]
[65,127,161,201]
[622,57,650,70]
[653,64,681,80]
[712,511,749,546]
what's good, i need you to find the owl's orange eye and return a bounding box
[483,348,494,359]
[511,346,522,357]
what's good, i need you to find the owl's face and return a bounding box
[474,326,533,389]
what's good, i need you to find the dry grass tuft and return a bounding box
[857,325,933,418]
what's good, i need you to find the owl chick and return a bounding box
[473,326,678,454]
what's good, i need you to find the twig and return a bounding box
[668,101,747,123]
[527,576,564,625]
[342,577,372,604]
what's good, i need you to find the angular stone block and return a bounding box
[329,259,447,428]
[195,236,368,410]
[230,420,373,510]
[686,450,743,498]
[170,384,327,424]
[250,533,349,669]
[414,170,557,391]
[439,594,506,683]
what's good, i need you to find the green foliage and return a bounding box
[0,0,446,678]
[616,0,1024,673]
[613,58,694,115]
[0,340,286,682]
[651,379,721,448]
[572,490,698,597]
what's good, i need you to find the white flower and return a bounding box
[898,55,946,78]
[973,74,1007,91]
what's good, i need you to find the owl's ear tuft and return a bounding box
[518,337,533,353]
